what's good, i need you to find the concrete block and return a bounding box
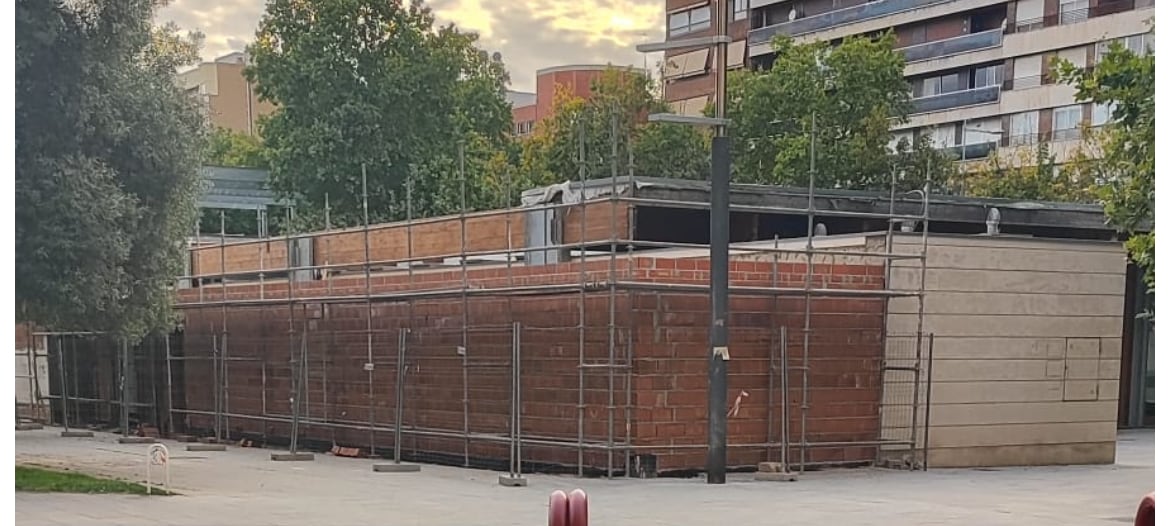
[60,430,94,438]
[754,471,799,482]
[498,475,528,487]
[271,452,315,462]
[16,423,43,430]
[757,462,787,473]
[117,437,157,444]
[372,463,421,473]
[187,443,227,452]
[172,434,198,443]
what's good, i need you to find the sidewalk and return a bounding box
[16,427,1154,526]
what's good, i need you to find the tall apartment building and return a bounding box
[662,0,1154,165]
[177,52,275,136]
[509,65,649,137]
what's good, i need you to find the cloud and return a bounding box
[156,0,665,92]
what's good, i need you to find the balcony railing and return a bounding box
[748,0,952,45]
[1008,0,1135,34]
[900,29,1003,63]
[945,141,998,160]
[911,84,1001,114]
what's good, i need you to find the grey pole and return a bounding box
[706,0,731,485]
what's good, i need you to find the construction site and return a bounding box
[16,163,1135,477]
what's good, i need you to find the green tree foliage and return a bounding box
[205,127,268,169]
[728,33,955,192]
[518,67,710,190]
[961,142,1098,203]
[16,0,205,339]
[247,0,513,228]
[1057,33,1155,295]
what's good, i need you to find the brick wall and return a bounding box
[174,255,885,473]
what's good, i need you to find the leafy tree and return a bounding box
[247,0,512,228]
[206,127,268,169]
[518,67,710,190]
[1056,34,1155,296]
[16,0,205,339]
[728,33,954,192]
[960,142,1098,202]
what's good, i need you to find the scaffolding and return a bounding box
[30,128,934,478]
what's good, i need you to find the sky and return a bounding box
[157,0,666,93]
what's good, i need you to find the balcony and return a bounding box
[748,0,952,44]
[1008,0,1135,33]
[900,29,1003,63]
[944,141,997,160]
[911,85,1001,114]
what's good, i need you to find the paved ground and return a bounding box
[15,427,1153,526]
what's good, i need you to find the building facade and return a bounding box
[177,52,275,136]
[661,0,1154,164]
[509,65,648,137]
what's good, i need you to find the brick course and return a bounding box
[175,256,884,473]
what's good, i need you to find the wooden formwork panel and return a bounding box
[191,240,289,279]
[561,201,631,246]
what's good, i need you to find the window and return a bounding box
[1092,102,1116,126]
[888,130,914,153]
[1053,104,1083,140]
[963,118,1003,145]
[669,5,712,37]
[1057,46,1087,68]
[1015,0,1045,30]
[1011,54,1042,89]
[1096,33,1153,58]
[728,40,747,69]
[663,48,710,79]
[514,120,535,136]
[918,72,963,97]
[1009,111,1040,145]
[733,0,749,21]
[972,64,1002,88]
[926,124,958,148]
[1059,0,1089,24]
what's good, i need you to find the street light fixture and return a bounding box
[636,0,732,485]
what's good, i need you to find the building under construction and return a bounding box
[18,175,1143,476]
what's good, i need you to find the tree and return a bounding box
[518,67,710,190]
[247,0,513,228]
[961,142,1098,203]
[16,0,206,339]
[206,127,268,169]
[1057,33,1155,296]
[727,33,955,192]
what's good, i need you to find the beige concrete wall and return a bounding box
[880,233,1127,468]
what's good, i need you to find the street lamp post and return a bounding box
[637,0,731,485]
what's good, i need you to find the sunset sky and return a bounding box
[158,0,666,92]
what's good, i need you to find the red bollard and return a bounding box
[548,490,569,526]
[568,489,588,526]
[548,489,588,526]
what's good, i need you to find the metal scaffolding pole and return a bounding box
[799,113,817,474]
[362,165,376,457]
[220,210,230,440]
[575,117,588,476]
[120,339,129,437]
[459,143,472,468]
[57,337,69,432]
